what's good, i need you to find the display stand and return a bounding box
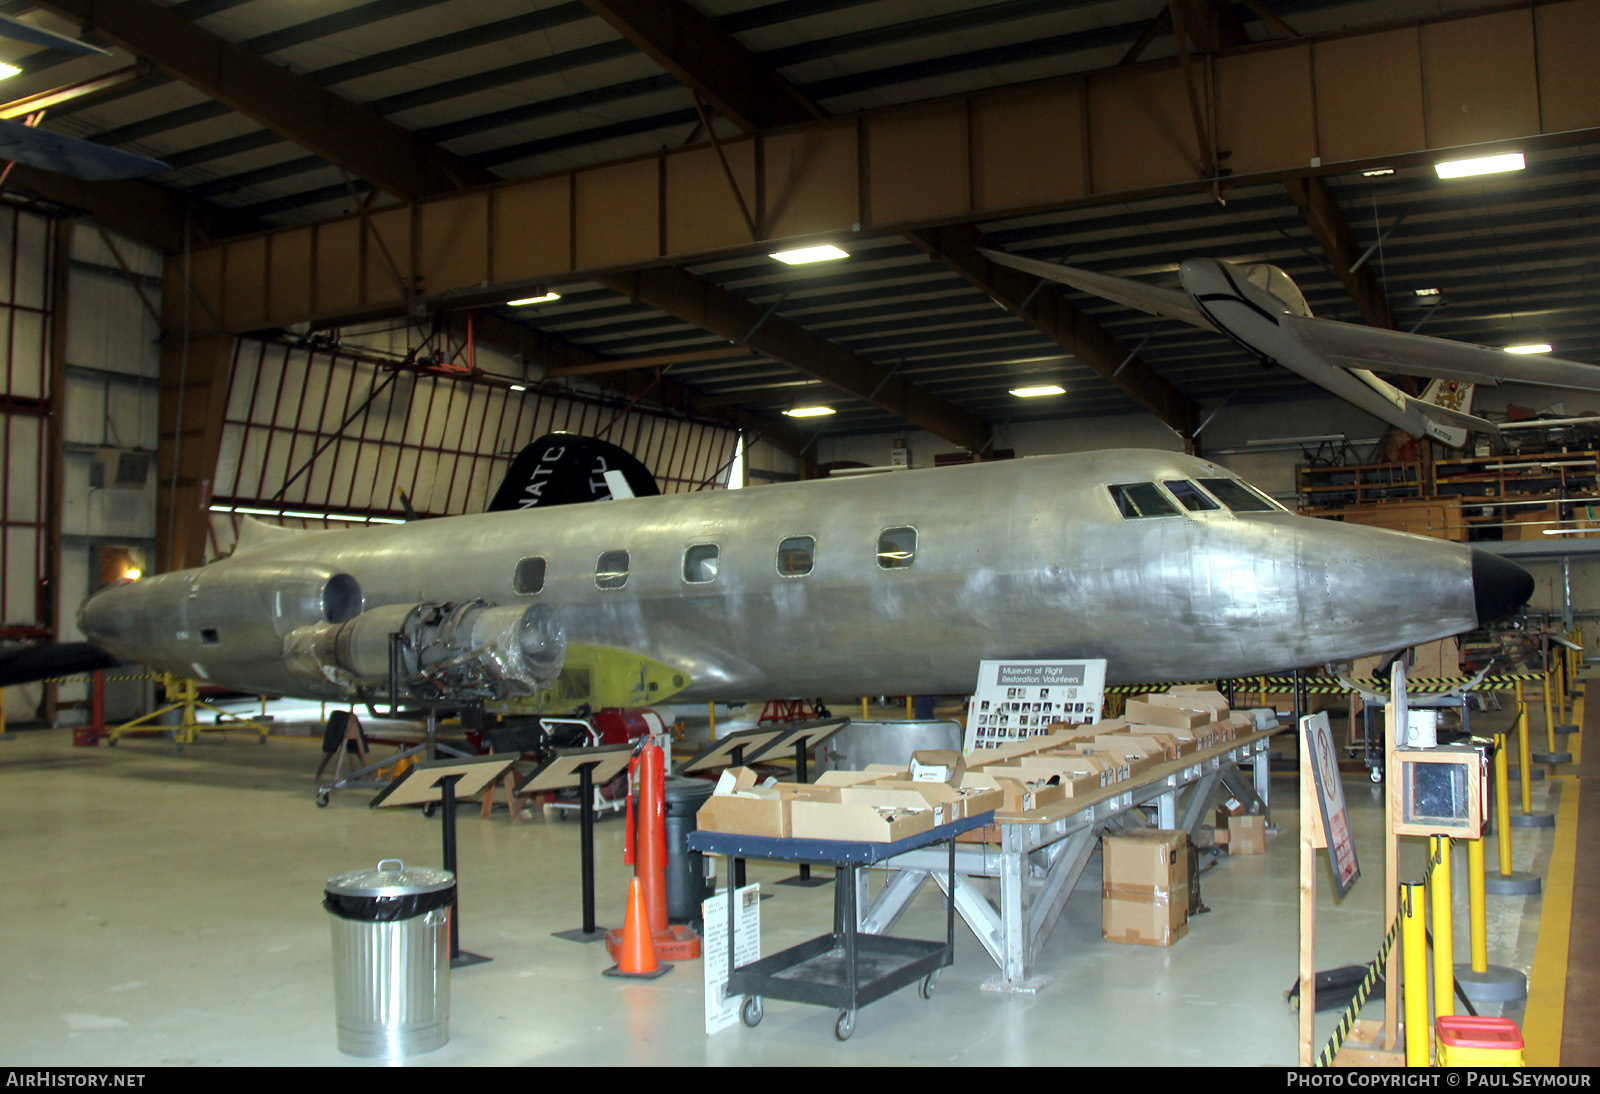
[371,752,520,967]
[315,706,473,806]
[759,719,849,887]
[513,744,634,943]
[678,726,789,890]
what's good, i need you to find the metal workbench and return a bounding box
[688,812,993,1041]
[860,727,1281,994]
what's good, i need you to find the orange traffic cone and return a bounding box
[602,878,671,980]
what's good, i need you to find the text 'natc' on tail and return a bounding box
[485,434,660,513]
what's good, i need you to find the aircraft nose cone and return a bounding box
[1471,549,1534,625]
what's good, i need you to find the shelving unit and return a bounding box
[1298,462,1422,513]
[1434,452,1600,541]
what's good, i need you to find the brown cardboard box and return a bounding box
[1228,815,1266,854]
[1122,699,1208,730]
[960,769,1065,813]
[1053,747,1131,783]
[990,761,1101,798]
[1103,829,1190,894]
[696,792,789,838]
[868,780,979,821]
[1117,731,1183,761]
[1102,888,1189,946]
[1032,750,1119,786]
[1079,737,1162,777]
[789,799,935,842]
[1142,689,1231,721]
[839,786,957,826]
[814,770,885,788]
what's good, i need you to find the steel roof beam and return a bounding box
[595,265,990,453]
[905,224,1198,438]
[30,0,496,200]
[1283,175,1396,330]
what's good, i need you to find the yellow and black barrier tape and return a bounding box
[1106,671,1544,697]
[1312,911,1401,1066]
[37,672,157,685]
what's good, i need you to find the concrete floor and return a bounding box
[0,706,1560,1067]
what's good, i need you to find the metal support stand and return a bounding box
[552,763,608,943]
[436,772,489,968]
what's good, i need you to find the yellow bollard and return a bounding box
[1468,838,1488,973]
[1494,733,1514,877]
[1542,670,1557,754]
[1517,682,1535,816]
[1432,836,1455,1020]
[904,695,913,719]
[708,702,716,740]
[1403,882,1430,1067]
[860,696,868,720]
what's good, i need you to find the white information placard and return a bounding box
[964,658,1108,753]
[702,883,761,1036]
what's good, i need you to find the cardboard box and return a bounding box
[1228,814,1267,855]
[1033,750,1119,786]
[910,750,967,784]
[960,769,1064,813]
[694,782,837,838]
[1141,689,1231,722]
[1078,737,1162,777]
[814,770,885,788]
[1102,889,1190,947]
[1102,829,1190,894]
[1117,731,1183,761]
[789,799,935,842]
[871,779,1005,821]
[990,761,1102,798]
[1122,699,1208,731]
[839,786,956,826]
[1053,747,1131,783]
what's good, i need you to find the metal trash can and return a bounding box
[663,776,715,926]
[324,859,455,1058]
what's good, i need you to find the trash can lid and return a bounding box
[325,859,455,899]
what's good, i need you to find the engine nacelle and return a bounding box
[284,600,565,701]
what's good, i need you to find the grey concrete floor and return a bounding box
[0,710,1559,1067]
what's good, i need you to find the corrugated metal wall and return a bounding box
[207,335,743,555]
[0,208,51,644]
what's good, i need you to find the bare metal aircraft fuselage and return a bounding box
[79,450,1528,704]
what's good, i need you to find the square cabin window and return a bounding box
[595,549,629,590]
[514,556,546,594]
[778,535,815,577]
[1163,480,1219,512]
[683,544,720,583]
[877,526,917,569]
[1108,482,1179,519]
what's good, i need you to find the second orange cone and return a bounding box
[602,877,670,980]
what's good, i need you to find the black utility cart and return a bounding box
[688,812,993,1041]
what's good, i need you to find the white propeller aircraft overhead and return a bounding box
[979,250,1600,447]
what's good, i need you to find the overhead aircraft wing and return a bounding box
[0,14,110,55]
[0,118,169,180]
[977,248,1215,330]
[1284,314,1600,392]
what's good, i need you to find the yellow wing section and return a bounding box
[502,644,692,713]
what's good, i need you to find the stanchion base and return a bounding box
[552,927,610,943]
[604,923,701,962]
[980,973,1053,995]
[1506,768,1546,783]
[1554,724,1579,735]
[451,950,492,968]
[1484,870,1542,896]
[777,870,834,888]
[1456,965,1528,1003]
[1531,752,1572,765]
[1509,812,1556,829]
[601,963,671,980]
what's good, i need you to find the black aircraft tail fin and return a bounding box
[0,642,119,688]
[486,434,661,512]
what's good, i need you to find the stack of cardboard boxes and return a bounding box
[1101,829,1191,947]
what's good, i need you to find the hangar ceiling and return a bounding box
[2,0,1598,449]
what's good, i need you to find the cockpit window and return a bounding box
[1108,482,1180,518]
[1163,480,1220,512]
[1198,478,1279,513]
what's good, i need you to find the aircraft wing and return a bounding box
[1285,314,1600,391]
[0,118,169,181]
[978,248,1215,330]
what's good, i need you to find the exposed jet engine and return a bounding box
[283,600,565,702]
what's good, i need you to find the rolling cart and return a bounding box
[688,812,992,1041]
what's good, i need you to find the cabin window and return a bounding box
[683,544,720,584]
[1108,482,1179,519]
[514,556,546,594]
[876,526,917,570]
[1163,480,1220,512]
[778,535,815,577]
[1197,478,1279,513]
[595,549,630,590]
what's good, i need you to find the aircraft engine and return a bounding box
[283,600,565,701]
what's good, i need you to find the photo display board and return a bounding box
[964,659,1108,753]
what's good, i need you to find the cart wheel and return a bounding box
[919,970,941,999]
[740,996,763,1027]
[423,803,436,818]
[834,1010,855,1041]
[316,792,329,808]
[1370,768,1384,784]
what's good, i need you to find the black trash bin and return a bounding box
[664,775,716,926]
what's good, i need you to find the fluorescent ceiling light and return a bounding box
[1361,168,1394,177]
[1434,152,1524,179]
[769,244,849,265]
[0,64,19,81]
[784,405,836,418]
[1505,343,1552,355]
[509,384,526,392]
[1542,528,1596,536]
[507,291,560,306]
[1414,288,1441,297]
[1010,384,1066,398]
